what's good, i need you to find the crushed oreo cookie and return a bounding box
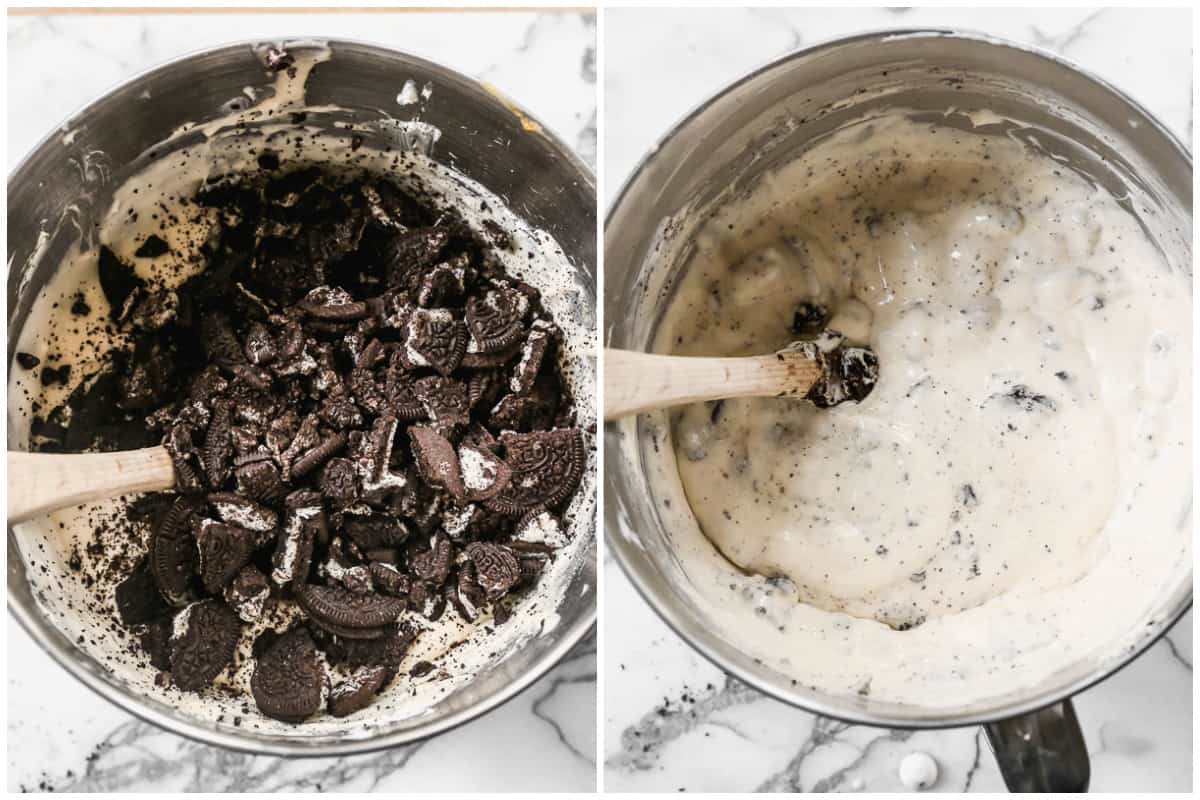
[328,664,390,717]
[40,165,587,723]
[135,234,171,259]
[169,599,241,692]
[790,301,831,337]
[784,333,880,408]
[251,626,326,722]
[990,384,1057,413]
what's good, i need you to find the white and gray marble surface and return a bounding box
[7,10,596,793]
[603,6,1192,793]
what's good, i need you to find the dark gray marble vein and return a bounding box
[757,717,913,793]
[1029,8,1107,54]
[20,634,597,792]
[606,675,761,771]
[705,717,756,744]
[1090,719,1153,759]
[517,10,590,56]
[746,8,803,54]
[1163,633,1192,672]
[19,718,428,793]
[580,13,596,84]
[7,15,61,44]
[475,10,591,87]
[577,108,597,168]
[962,728,985,791]
[532,668,598,766]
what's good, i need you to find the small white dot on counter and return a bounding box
[899,751,939,791]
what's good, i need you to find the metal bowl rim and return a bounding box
[603,27,1192,729]
[8,35,597,757]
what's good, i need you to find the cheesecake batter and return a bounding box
[645,113,1191,706]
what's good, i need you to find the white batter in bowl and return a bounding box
[642,110,1190,708]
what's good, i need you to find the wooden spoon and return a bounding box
[604,339,878,421]
[8,446,175,524]
[7,341,877,519]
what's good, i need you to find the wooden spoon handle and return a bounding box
[8,446,176,524]
[604,348,823,421]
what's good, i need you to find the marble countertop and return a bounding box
[6,10,596,793]
[603,6,1192,793]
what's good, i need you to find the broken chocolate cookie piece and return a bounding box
[318,456,359,510]
[271,490,325,589]
[409,533,453,585]
[808,343,879,408]
[291,430,347,479]
[329,665,390,717]
[135,234,171,259]
[409,425,466,501]
[413,375,470,427]
[382,226,450,289]
[208,492,279,532]
[169,599,241,692]
[510,320,554,395]
[97,245,145,321]
[164,423,205,494]
[297,584,406,631]
[790,301,831,337]
[243,321,277,366]
[457,442,511,503]
[416,254,470,308]
[299,285,369,322]
[263,45,295,73]
[354,414,408,500]
[449,564,488,623]
[225,565,271,623]
[465,542,521,600]
[140,618,174,672]
[399,308,466,376]
[201,310,272,390]
[514,508,570,549]
[194,517,260,595]
[341,515,405,554]
[465,286,527,354]
[783,334,880,408]
[485,428,586,515]
[487,375,561,432]
[251,627,326,722]
[340,623,417,676]
[115,558,170,626]
[202,398,235,488]
[370,562,410,597]
[150,496,203,606]
[235,458,285,504]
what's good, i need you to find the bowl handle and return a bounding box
[984,699,1090,792]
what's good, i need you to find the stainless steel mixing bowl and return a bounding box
[8,39,596,756]
[605,30,1191,792]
